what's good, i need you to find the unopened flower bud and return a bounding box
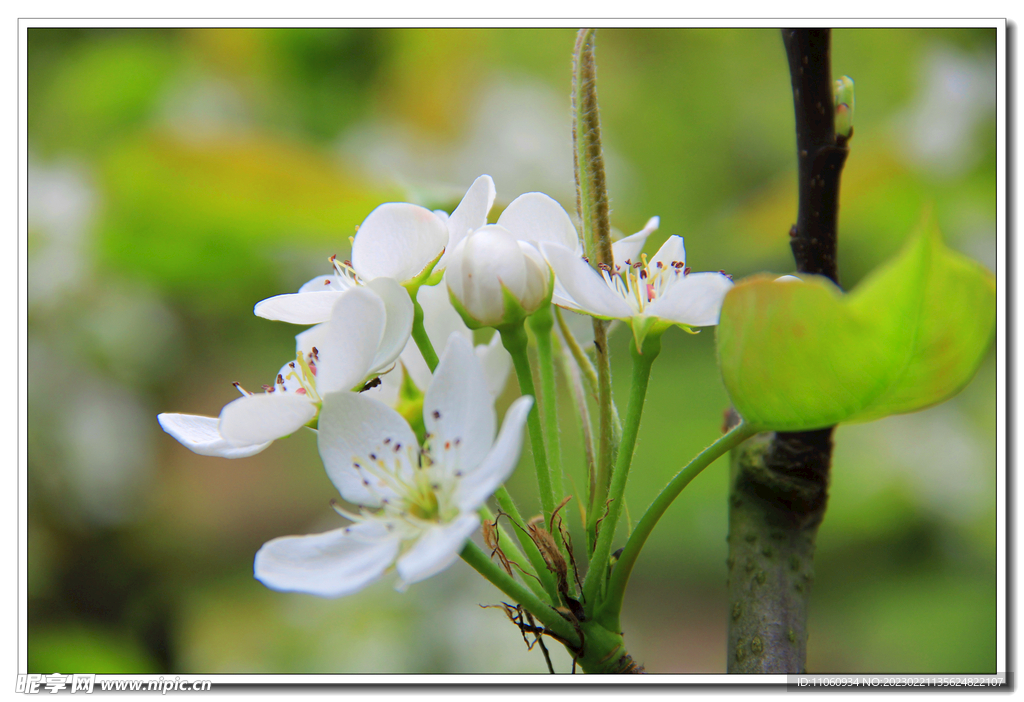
[834,75,854,139]
[444,225,552,329]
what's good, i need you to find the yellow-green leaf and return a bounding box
[716,218,995,432]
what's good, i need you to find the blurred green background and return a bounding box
[26,27,998,674]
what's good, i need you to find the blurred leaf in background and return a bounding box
[27,27,997,674]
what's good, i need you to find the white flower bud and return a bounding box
[444,225,552,328]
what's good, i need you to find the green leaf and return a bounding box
[716,218,995,432]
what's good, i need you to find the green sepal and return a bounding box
[716,215,995,432]
[401,247,446,297]
[629,315,670,354]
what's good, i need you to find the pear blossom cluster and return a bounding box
[158,173,733,599]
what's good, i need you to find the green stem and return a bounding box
[598,421,758,629]
[460,541,580,649]
[411,298,439,373]
[500,322,556,521]
[528,306,564,510]
[583,333,661,608]
[494,486,560,604]
[587,318,617,552]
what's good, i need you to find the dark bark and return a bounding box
[726,28,849,674]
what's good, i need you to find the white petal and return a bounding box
[440,175,496,267]
[351,203,448,283]
[424,335,496,476]
[219,393,317,446]
[315,287,387,394]
[456,396,533,513]
[254,291,346,325]
[317,390,418,507]
[297,274,354,294]
[645,271,734,326]
[497,192,580,252]
[395,513,480,588]
[295,322,327,357]
[611,216,659,267]
[540,243,633,319]
[254,524,400,598]
[365,277,414,373]
[518,241,552,311]
[475,333,511,397]
[649,235,686,271]
[157,413,272,458]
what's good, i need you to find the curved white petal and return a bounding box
[157,413,272,458]
[351,203,448,283]
[645,271,733,327]
[254,524,401,598]
[540,243,633,319]
[315,287,387,394]
[254,291,346,325]
[518,241,552,311]
[439,175,496,268]
[475,333,511,397]
[298,274,355,294]
[497,192,579,252]
[218,393,317,446]
[317,390,418,507]
[365,277,414,373]
[612,216,659,266]
[455,396,533,513]
[424,335,496,476]
[649,235,686,271]
[395,513,480,589]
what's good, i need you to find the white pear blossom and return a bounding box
[254,175,496,325]
[254,334,533,597]
[541,235,734,349]
[158,282,413,458]
[444,225,552,328]
[371,283,511,407]
[495,190,660,266]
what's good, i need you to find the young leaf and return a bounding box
[716,218,995,432]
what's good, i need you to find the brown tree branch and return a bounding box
[726,28,849,674]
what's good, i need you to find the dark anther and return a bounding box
[360,377,382,392]
[432,410,441,419]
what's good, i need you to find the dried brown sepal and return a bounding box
[527,515,568,594]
